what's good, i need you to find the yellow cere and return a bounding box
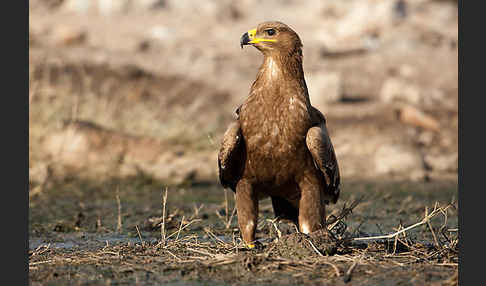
[248,28,277,44]
[247,243,256,249]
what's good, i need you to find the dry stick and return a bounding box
[204,227,228,247]
[29,260,53,266]
[322,261,341,277]
[116,187,122,233]
[191,204,204,220]
[353,204,450,241]
[343,252,365,283]
[425,206,440,249]
[306,239,324,257]
[165,249,181,261]
[225,204,237,229]
[166,219,202,241]
[176,216,185,241]
[29,243,51,257]
[392,224,403,254]
[440,209,457,246]
[135,225,144,246]
[327,196,364,231]
[186,247,214,257]
[161,187,168,245]
[268,218,282,239]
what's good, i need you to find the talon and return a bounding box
[247,243,256,249]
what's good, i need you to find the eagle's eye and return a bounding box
[266,29,276,36]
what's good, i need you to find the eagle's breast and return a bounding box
[239,81,312,184]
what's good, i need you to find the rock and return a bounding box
[380,77,421,105]
[396,104,440,132]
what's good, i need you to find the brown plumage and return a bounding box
[218,21,340,246]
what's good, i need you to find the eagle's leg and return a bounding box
[296,171,326,234]
[235,180,258,247]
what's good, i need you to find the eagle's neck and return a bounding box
[263,51,304,79]
[253,49,309,101]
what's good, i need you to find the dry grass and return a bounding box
[29,188,458,284]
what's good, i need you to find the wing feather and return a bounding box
[218,121,245,192]
[306,109,341,204]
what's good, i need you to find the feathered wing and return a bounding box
[306,108,341,204]
[218,121,245,192]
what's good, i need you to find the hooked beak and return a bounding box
[240,32,250,49]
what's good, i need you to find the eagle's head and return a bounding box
[240,21,303,56]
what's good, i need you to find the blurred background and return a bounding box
[29,0,458,192]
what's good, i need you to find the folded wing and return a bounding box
[218,121,245,192]
[306,109,341,204]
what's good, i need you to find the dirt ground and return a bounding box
[29,179,458,285]
[29,0,458,285]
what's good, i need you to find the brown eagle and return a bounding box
[218,21,340,247]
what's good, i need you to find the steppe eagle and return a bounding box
[218,21,341,247]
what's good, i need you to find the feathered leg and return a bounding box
[235,179,258,247]
[296,170,326,234]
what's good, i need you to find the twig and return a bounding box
[354,204,451,241]
[425,206,440,249]
[135,225,144,246]
[29,243,51,257]
[161,187,168,245]
[343,252,365,283]
[116,187,122,233]
[306,239,323,256]
[165,249,181,261]
[176,216,185,241]
[322,261,341,277]
[204,227,228,247]
[267,218,282,239]
[186,247,214,257]
[166,219,202,241]
[225,204,237,229]
[327,196,364,231]
[29,260,53,266]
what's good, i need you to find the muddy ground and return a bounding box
[29,0,458,285]
[29,179,458,285]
